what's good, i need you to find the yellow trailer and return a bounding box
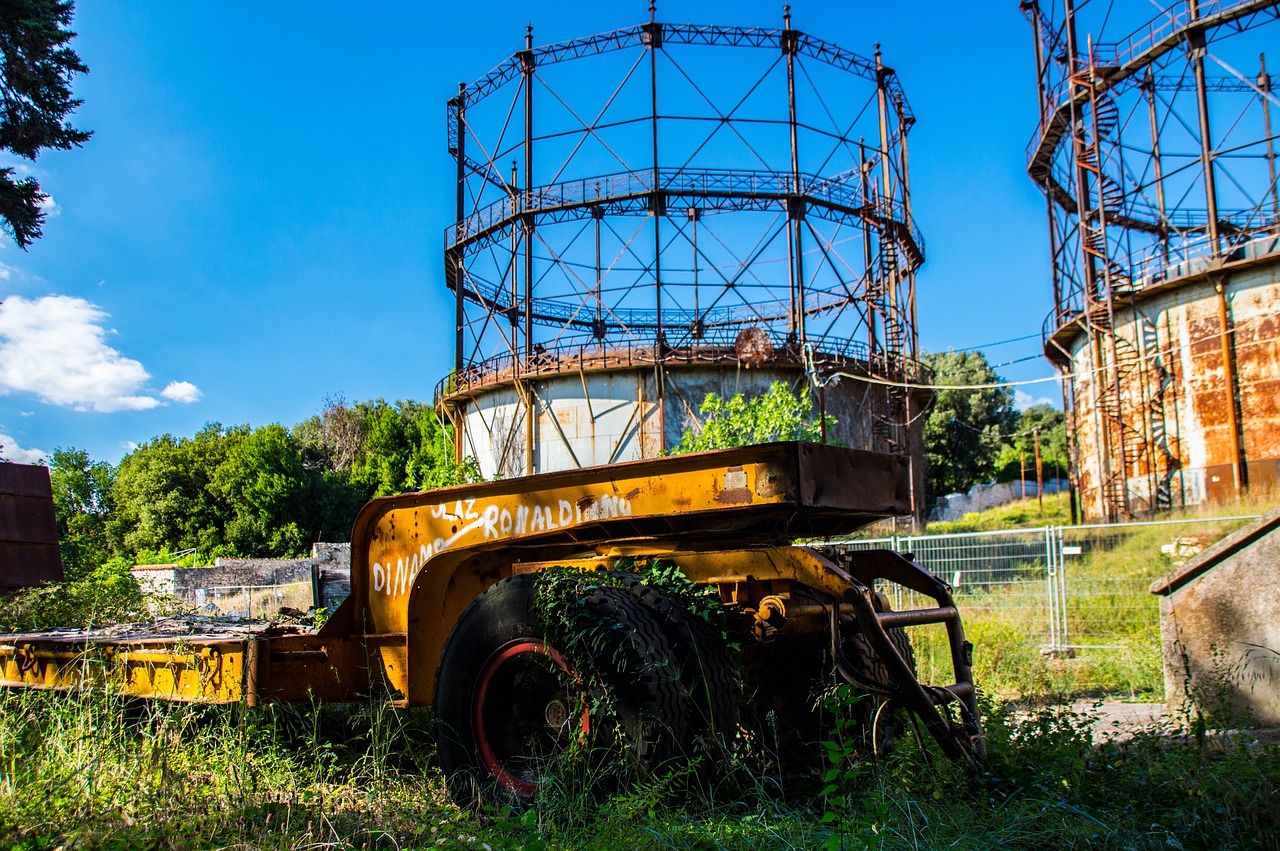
[0,442,981,804]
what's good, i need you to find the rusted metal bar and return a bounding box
[1215,280,1246,493]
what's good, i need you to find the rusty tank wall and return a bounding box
[1054,252,1280,519]
[449,363,928,520]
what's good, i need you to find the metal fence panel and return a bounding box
[837,514,1258,654]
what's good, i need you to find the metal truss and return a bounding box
[442,7,923,403]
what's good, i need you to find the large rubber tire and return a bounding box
[611,572,740,755]
[433,574,689,808]
[846,618,917,756]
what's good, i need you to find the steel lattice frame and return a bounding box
[1024,0,1280,520]
[441,9,922,399]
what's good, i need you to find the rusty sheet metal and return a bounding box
[335,441,908,701]
[0,628,372,705]
[1058,267,1280,519]
[0,463,63,590]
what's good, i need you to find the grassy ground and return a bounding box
[898,495,1277,702]
[4,498,1278,847]
[925,491,1074,534]
[1,687,1276,850]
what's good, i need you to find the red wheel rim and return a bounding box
[473,640,588,797]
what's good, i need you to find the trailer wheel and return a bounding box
[611,572,740,755]
[846,618,916,754]
[433,573,689,808]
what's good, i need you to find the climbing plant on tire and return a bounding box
[433,572,689,809]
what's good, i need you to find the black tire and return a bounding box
[611,572,741,755]
[845,616,916,755]
[433,573,689,808]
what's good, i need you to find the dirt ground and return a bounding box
[1086,701,1280,744]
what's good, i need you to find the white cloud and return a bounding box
[0,295,193,413]
[161,380,202,404]
[0,432,46,464]
[38,195,59,218]
[1015,389,1057,410]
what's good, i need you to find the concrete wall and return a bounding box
[1057,249,1280,520]
[131,543,352,617]
[1150,508,1280,726]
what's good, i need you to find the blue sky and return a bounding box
[0,1,1058,465]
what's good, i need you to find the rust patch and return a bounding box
[623,488,640,500]
[715,488,754,505]
[576,495,596,511]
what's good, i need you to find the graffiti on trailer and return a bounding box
[371,492,635,597]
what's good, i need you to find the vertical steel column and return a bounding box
[900,127,917,360]
[1216,280,1246,494]
[689,207,700,334]
[646,6,663,346]
[593,205,604,338]
[1064,0,1101,303]
[452,82,467,378]
[1143,69,1170,263]
[644,5,666,450]
[783,6,805,347]
[522,27,536,477]
[1261,54,1279,223]
[860,140,876,355]
[522,26,535,363]
[1188,2,1222,258]
[874,45,897,354]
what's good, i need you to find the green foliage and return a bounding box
[47,446,115,580]
[0,557,153,631]
[0,0,91,247]
[672,380,834,454]
[993,404,1070,484]
[294,396,481,496]
[27,396,480,599]
[209,424,308,556]
[922,350,1018,501]
[108,424,236,558]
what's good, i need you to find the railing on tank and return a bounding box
[435,334,925,404]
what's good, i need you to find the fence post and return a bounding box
[1056,526,1069,647]
[1045,525,1058,649]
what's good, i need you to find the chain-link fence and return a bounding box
[840,515,1258,694]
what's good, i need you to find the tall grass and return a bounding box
[2,685,1277,849]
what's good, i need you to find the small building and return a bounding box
[1150,509,1280,726]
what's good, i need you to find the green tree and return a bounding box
[993,404,1069,484]
[47,447,114,580]
[209,424,307,556]
[0,0,91,247]
[922,350,1017,501]
[672,380,834,454]
[297,397,480,496]
[107,423,240,559]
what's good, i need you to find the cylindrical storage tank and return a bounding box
[1024,3,1280,520]
[1048,250,1280,518]
[439,10,928,519]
